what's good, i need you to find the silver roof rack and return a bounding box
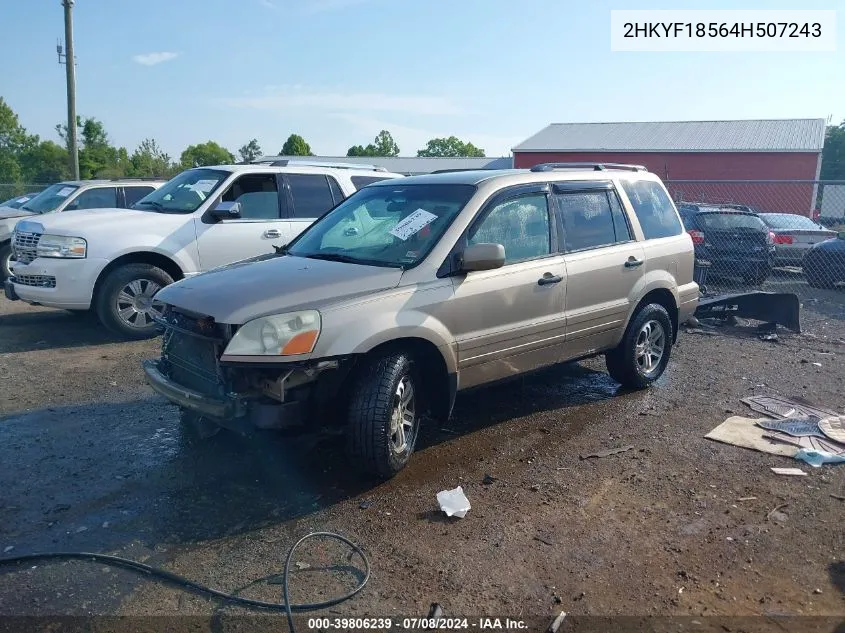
[529,162,648,173]
[251,157,388,172]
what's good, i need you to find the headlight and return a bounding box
[223,310,321,356]
[36,234,87,259]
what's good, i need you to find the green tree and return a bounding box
[0,97,31,183]
[280,134,312,156]
[820,121,845,180]
[180,141,235,168]
[238,138,263,163]
[417,136,485,158]
[56,116,127,179]
[129,138,173,177]
[19,140,70,183]
[346,130,399,157]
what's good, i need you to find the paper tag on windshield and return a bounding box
[56,187,75,198]
[191,179,218,194]
[389,209,437,241]
[15,197,29,203]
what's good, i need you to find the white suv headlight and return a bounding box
[224,310,321,356]
[36,234,87,259]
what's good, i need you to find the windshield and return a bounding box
[760,213,823,230]
[20,184,79,213]
[287,183,476,268]
[0,194,34,209]
[131,168,230,213]
[698,213,766,231]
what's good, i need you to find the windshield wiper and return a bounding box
[302,252,400,268]
[133,200,165,211]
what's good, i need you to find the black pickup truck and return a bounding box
[678,204,775,286]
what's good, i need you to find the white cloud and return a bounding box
[259,0,275,8]
[221,86,463,117]
[132,52,179,66]
[329,114,522,157]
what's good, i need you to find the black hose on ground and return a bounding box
[0,531,370,633]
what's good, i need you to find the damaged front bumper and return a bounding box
[145,309,350,432]
[142,359,246,420]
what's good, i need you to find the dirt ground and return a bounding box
[0,293,844,630]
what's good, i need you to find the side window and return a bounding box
[608,191,632,242]
[65,187,118,211]
[123,186,155,207]
[327,177,345,204]
[468,194,550,264]
[287,174,335,219]
[620,180,683,239]
[556,191,619,252]
[351,175,390,190]
[220,173,280,220]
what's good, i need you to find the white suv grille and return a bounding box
[13,231,41,265]
[13,274,56,288]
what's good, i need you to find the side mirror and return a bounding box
[460,243,505,272]
[838,231,845,241]
[211,200,241,220]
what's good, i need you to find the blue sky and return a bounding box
[0,0,842,160]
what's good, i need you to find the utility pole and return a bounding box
[58,0,79,180]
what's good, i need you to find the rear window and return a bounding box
[620,180,683,240]
[760,213,821,230]
[352,175,391,190]
[698,213,766,231]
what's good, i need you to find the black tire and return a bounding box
[0,242,12,280]
[178,409,222,446]
[606,303,674,390]
[95,263,173,340]
[346,352,421,479]
[742,264,770,286]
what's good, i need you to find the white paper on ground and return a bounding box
[389,209,437,241]
[437,486,471,518]
[771,467,807,476]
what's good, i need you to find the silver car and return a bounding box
[144,164,698,478]
[758,212,837,267]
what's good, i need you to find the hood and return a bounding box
[0,206,34,220]
[156,254,404,324]
[22,208,191,236]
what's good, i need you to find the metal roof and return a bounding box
[264,155,513,175]
[513,119,827,153]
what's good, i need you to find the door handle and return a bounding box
[624,257,644,268]
[538,273,563,286]
[264,229,281,238]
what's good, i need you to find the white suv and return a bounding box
[4,161,403,339]
[0,178,166,279]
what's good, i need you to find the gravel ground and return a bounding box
[0,295,843,630]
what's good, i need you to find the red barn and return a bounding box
[512,119,826,215]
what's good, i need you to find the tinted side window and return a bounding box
[556,191,618,252]
[123,186,155,207]
[608,191,632,242]
[220,173,280,220]
[621,180,683,239]
[66,187,118,210]
[352,175,391,190]
[327,177,345,204]
[287,174,334,219]
[468,194,550,264]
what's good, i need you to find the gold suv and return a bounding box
[144,163,699,478]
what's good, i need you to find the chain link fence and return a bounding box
[662,180,845,313]
[0,183,52,205]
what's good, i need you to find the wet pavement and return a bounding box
[1,299,844,623]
